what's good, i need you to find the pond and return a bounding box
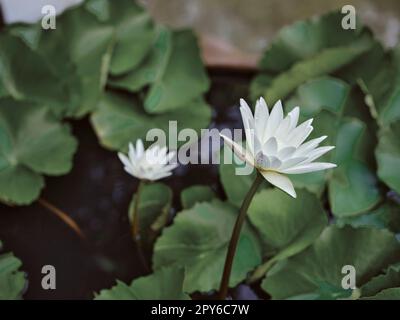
[0,70,254,299]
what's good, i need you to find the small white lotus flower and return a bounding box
[118,139,178,181]
[220,98,336,198]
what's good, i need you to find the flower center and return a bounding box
[255,152,269,170]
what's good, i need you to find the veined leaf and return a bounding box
[376,121,400,194]
[90,93,211,152]
[144,30,210,114]
[262,226,400,299]
[153,200,262,293]
[0,99,78,205]
[248,189,327,282]
[95,267,189,300]
[0,241,26,300]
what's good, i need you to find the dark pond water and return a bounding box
[0,70,256,299]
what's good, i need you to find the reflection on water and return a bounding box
[145,0,400,52]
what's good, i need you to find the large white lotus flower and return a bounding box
[220,98,336,198]
[118,139,178,181]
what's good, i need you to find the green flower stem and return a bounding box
[38,197,85,239]
[247,259,275,284]
[218,172,264,300]
[132,180,150,272]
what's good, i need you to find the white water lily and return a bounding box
[220,98,336,198]
[118,139,178,181]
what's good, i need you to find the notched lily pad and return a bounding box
[262,226,400,299]
[0,99,78,205]
[0,241,26,300]
[248,189,327,281]
[90,93,211,152]
[153,200,262,293]
[95,267,189,300]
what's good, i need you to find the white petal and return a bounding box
[274,115,291,141]
[255,152,270,169]
[258,97,269,112]
[278,157,308,170]
[288,107,300,131]
[118,152,132,168]
[267,156,282,169]
[162,163,179,172]
[294,135,328,156]
[260,171,296,198]
[262,137,278,156]
[254,98,269,140]
[128,143,136,161]
[240,99,254,128]
[220,134,255,166]
[265,100,283,138]
[281,162,337,174]
[166,151,176,162]
[150,171,173,181]
[136,139,144,158]
[277,146,296,160]
[287,119,313,147]
[303,146,335,163]
[240,109,255,154]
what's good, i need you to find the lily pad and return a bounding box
[251,11,374,102]
[286,77,349,117]
[0,99,78,205]
[358,46,400,126]
[376,121,400,194]
[153,200,262,293]
[0,241,26,300]
[0,34,67,114]
[219,143,260,208]
[90,92,211,152]
[108,27,172,93]
[144,30,210,113]
[262,226,400,299]
[37,4,115,118]
[95,267,189,300]
[86,0,156,75]
[128,182,172,239]
[329,119,381,217]
[180,185,216,209]
[361,263,400,298]
[362,287,400,300]
[87,0,155,75]
[248,189,327,282]
[336,203,400,233]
